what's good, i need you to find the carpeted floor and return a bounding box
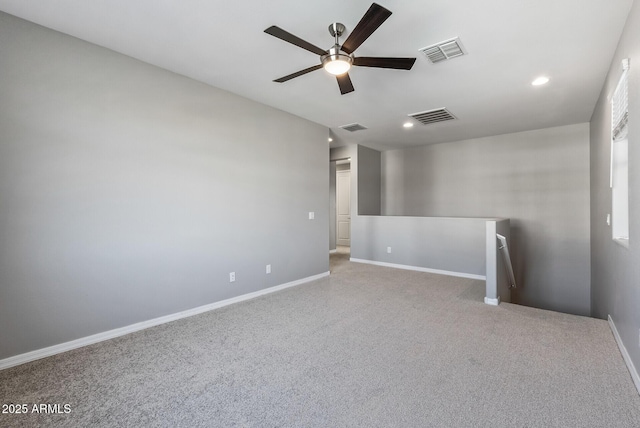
[1,247,639,427]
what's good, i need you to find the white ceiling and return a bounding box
[0,0,633,150]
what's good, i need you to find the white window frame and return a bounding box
[610,58,630,247]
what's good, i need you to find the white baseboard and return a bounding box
[350,258,486,281]
[484,296,501,306]
[608,315,640,395]
[0,271,329,371]
[329,249,338,254]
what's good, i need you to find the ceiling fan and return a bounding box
[264,3,416,95]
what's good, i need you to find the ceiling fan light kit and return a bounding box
[264,3,416,95]
[323,57,352,76]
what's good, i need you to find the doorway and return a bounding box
[336,163,351,248]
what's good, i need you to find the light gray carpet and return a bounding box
[1,248,639,427]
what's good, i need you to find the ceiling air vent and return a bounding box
[408,108,457,125]
[419,37,466,63]
[340,123,368,132]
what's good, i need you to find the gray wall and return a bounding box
[330,146,352,162]
[590,0,640,373]
[357,145,381,215]
[381,124,591,316]
[351,216,489,278]
[0,13,329,360]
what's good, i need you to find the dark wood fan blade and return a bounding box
[264,26,327,56]
[273,64,323,83]
[341,3,392,54]
[353,57,416,70]
[336,73,355,95]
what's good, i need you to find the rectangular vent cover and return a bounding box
[419,37,466,63]
[340,123,368,132]
[408,108,457,125]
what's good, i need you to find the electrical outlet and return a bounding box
[266,264,271,274]
[309,212,315,220]
[229,272,235,283]
[387,247,392,254]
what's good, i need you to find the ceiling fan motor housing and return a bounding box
[321,45,353,68]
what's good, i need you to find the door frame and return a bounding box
[336,166,351,247]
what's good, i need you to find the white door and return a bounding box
[336,170,351,247]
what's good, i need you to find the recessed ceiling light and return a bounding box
[532,76,550,86]
[403,122,414,128]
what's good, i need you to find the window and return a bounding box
[610,58,630,246]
